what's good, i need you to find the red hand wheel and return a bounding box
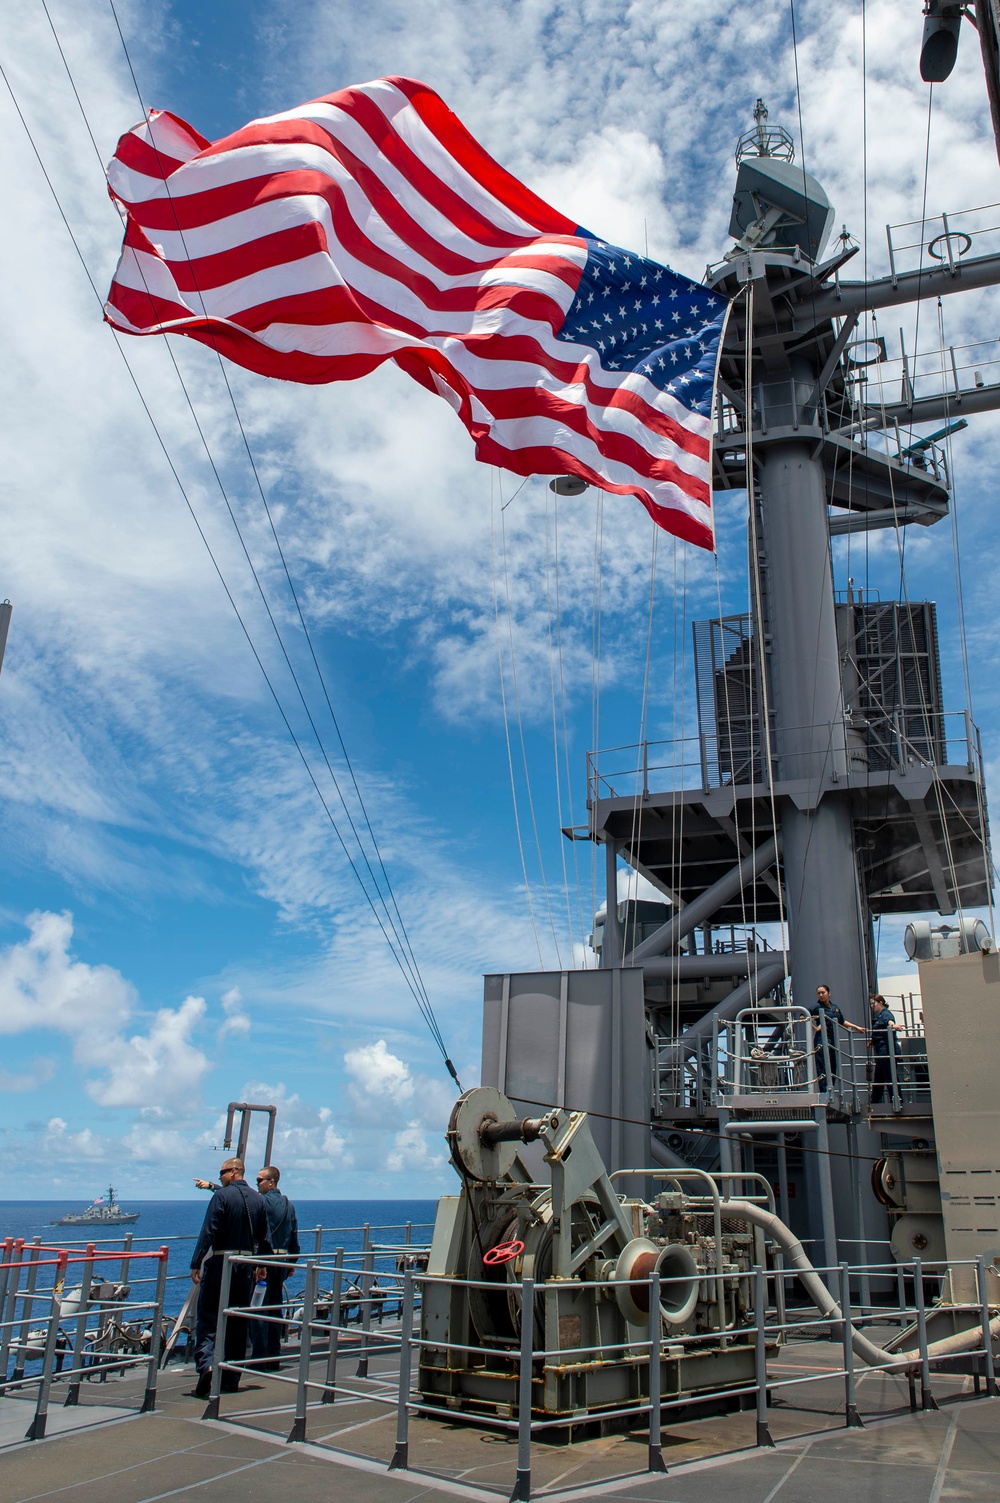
[482,1239,525,1266]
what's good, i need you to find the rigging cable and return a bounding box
[541,483,580,961]
[551,491,591,960]
[498,478,563,965]
[743,280,789,987]
[623,524,660,962]
[590,490,606,944]
[99,0,449,1053]
[490,476,545,969]
[18,14,459,1082]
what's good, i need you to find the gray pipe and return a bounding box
[640,951,789,981]
[626,836,779,964]
[799,248,1000,325]
[723,1199,1000,1372]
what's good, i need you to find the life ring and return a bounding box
[482,1240,525,1266]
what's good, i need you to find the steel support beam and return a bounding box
[798,248,1000,325]
[639,951,789,980]
[669,960,790,1051]
[625,834,779,964]
[863,380,1000,428]
[907,800,955,915]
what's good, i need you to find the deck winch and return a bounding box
[418,1087,777,1421]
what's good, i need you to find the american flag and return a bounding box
[105,77,726,549]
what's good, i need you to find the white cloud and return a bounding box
[0,911,211,1112]
[91,994,209,1109]
[387,1121,447,1175]
[344,1038,416,1106]
[44,1116,107,1161]
[217,985,251,1042]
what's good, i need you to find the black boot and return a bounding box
[194,1371,212,1399]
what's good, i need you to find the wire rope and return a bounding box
[551,491,591,961]
[498,482,563,966]
[490,477,545,969]
[544,483,581,957]
[101,0,443,1038]
[590,491,606,948]
[622,525,659,962]
[743,282,789,990]
[19,10,459,1078]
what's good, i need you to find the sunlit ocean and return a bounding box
[0,1199,438,1321]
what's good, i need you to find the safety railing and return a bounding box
[40,1220,434,1357]
[886,201,1000,279]
[587,709,983,802]
[0,1239,169,1439]
[204,1247,1000,1503]
[653,1016,930,1118]
[844,335,1000,414]
[200,1232,430,1406]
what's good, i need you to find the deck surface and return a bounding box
[0,1341,996,1502]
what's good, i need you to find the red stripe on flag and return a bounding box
[105,77,720,547]
[390,78,579,236]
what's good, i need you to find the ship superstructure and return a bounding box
[51,1185,140,1227]
[476,97,1000,1326]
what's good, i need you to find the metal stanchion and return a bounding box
[912,1258,938,1411]
[288,1261,318,1443]
[12,1237,42,1385]
[510,1276,534,1503]
[356,1226,373,1378]
[119,1232,133,1287]
[26,1251,68,1441]
[313,1225,323,1256]
[0,1238,25,1387]
[839,1262,863,1427]
[647,1272,666,1473]
[204,1255,233,1421]
[140,1249,170,1413]
[976,1255,998,1397]
[389,1270,414,1471]
[753,1266,774,1447]
[64,1244,96,1407]
[321,1249,344,1403]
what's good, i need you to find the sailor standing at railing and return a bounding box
[189,1157,271,1399]
[868,994,902,1103]
[250,1165,300,1372]
[810,984,866,1092]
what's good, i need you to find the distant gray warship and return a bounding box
[51,1185,139,1227]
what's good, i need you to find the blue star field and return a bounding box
[556,238,727,415]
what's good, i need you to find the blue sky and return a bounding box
[1,0,998,1198]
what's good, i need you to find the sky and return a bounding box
[1,0,999,1199]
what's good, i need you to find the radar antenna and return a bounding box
[735,98,794,165]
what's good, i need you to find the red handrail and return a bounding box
[0,1240,169,1271]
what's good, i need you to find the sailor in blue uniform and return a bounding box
[869,993,901,1103]
[190,1157,271,1397]
[809,984,865,1092]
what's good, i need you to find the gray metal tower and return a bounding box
[586,105,998,1256]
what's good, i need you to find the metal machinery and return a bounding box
[419,1087,777,1420]
[222,1100,277,1166]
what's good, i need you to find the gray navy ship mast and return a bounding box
[51,1184,140,1227]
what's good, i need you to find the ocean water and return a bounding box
[0,1199,438,1322]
